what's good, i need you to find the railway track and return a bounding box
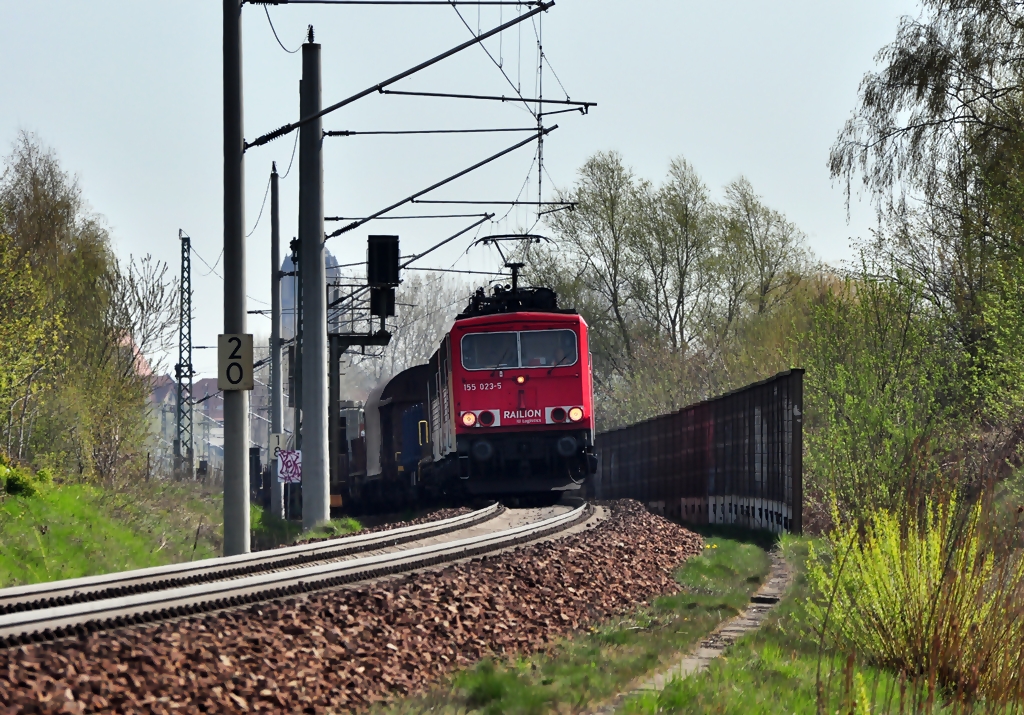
[0,502,503,619]
[0,501,593,649]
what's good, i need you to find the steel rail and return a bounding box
[0,503,502,617]
[0,503,592,648]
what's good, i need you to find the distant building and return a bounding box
[281,249,342,339]
[149,375,177,470]
[192,377,225,467]
[149,373,271,477]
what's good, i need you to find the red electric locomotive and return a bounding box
[345,266,597,511]
[425,274,597,498]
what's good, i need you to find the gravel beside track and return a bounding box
[0,500,702,714]
[287,508,474,548]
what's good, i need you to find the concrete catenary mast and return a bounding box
[222,0,250,555]
[299,29,330,529]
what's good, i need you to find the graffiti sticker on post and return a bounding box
[278,449,302,483]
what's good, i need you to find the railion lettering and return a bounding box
[503,409,542,420]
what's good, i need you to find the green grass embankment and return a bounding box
[0,478,225,587]
[250,504,361,550]
[622,537,903,714]
[380,525,772,715]
[0,476,366,588]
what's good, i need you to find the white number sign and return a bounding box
[269,433,285,456]
[218,334,254,391]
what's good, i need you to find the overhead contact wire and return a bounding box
[264,6,301,53]
[279,131,300,179]
[246,174,273,237]
[447,1,538,118]
[247,1,542,5]
[325,126,555,239]
[245,2,553,150]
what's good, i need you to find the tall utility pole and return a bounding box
[223,0,250,555]
[291,236,302,446]
[328,333,340,505]
[299,29,330,530]
[174,229,195,480]
[270,162,285,519]
[536,12,545,208]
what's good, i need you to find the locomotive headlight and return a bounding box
[516,375,526,384]
[568,407,584,422]
[461,412,477,427]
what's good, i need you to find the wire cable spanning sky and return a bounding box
[0,0,918,377]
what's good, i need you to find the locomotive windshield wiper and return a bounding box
[547,354,572,375]
[490,346,514,376]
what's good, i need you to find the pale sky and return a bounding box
[0,1,918,377]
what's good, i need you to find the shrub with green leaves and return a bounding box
[799,269,953,520]
[2,465,38,497]
[808,498,1024,705]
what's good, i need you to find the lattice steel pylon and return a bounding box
[174,229,195,480]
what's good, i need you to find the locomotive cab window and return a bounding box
[461,332,520,370]
[520,329,578,368]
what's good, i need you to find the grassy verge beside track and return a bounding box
[0,472,370,588]
[620,537,903,715]
[250,504,361,550]
[0,479,223,587]
[376,524,772,715]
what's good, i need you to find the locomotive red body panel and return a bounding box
[450,312,593,434]
[426,306,596,496]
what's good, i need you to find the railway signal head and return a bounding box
[370,286,396,318]
[367,235,400,287]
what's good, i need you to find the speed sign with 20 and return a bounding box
[218,334,254,391]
